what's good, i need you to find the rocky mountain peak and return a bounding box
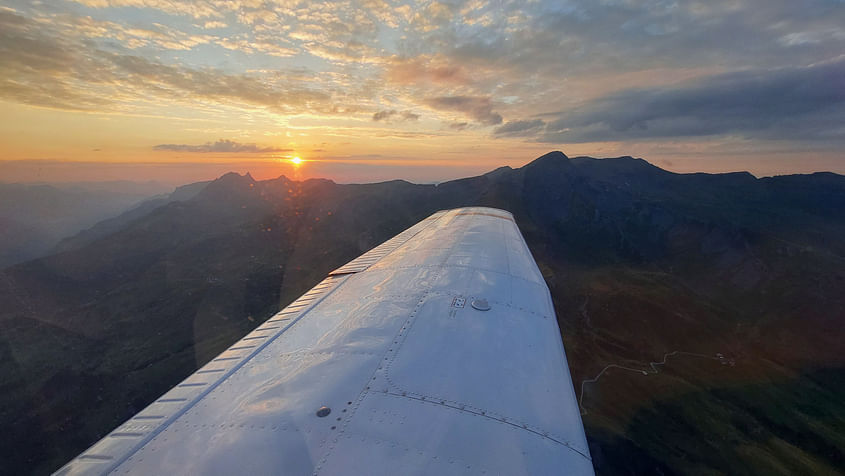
[522,150,571,170]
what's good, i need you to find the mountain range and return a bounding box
[1,152,843,475]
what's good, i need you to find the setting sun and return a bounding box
[290,157,303,165]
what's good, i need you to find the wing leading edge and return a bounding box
[57,207,593,475]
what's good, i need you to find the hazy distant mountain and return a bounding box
[52,180,210,254]
[0,181,173,268]
[1,152,843,475]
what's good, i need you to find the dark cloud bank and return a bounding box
[497,58,845,144]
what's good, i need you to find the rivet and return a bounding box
[316,406,331,417]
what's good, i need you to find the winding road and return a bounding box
[578,350,723,415]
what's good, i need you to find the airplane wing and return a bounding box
[56,207,594,475]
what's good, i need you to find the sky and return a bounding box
[0,0,843,185]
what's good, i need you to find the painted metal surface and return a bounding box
[56,207,593,476]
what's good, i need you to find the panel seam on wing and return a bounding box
[312,210,467,474]
[378,390,593,462]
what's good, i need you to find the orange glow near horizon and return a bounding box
[0,3,843,185]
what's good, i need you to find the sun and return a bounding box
[289,156,303,165]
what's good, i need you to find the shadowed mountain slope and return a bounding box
[1,152,843,474]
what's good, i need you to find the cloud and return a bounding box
[0,10,332,113]
[410,1,456,33]
[0,10,112,110]
[372,110,395,121]
[534,58,845,143]
[70,0,223,19]
[425,96,502,126]
[109,54,330,112]
[400,111,420,121]
[215,37,297,57]
[494,119,545,137]
[385,56,467,85]
[4,0,845,164]
[392,0,845,126]
[153,139,290,153]
[372,109,420,121]
[62,16,215,51]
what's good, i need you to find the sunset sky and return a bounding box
[1,0,843,184]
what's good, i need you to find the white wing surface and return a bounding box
[56,207,593,475]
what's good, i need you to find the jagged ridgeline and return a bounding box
[1,152,843,475]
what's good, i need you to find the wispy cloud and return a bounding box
[153,139,290,153]
[0,10,331,113]
[108,53,330,112]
